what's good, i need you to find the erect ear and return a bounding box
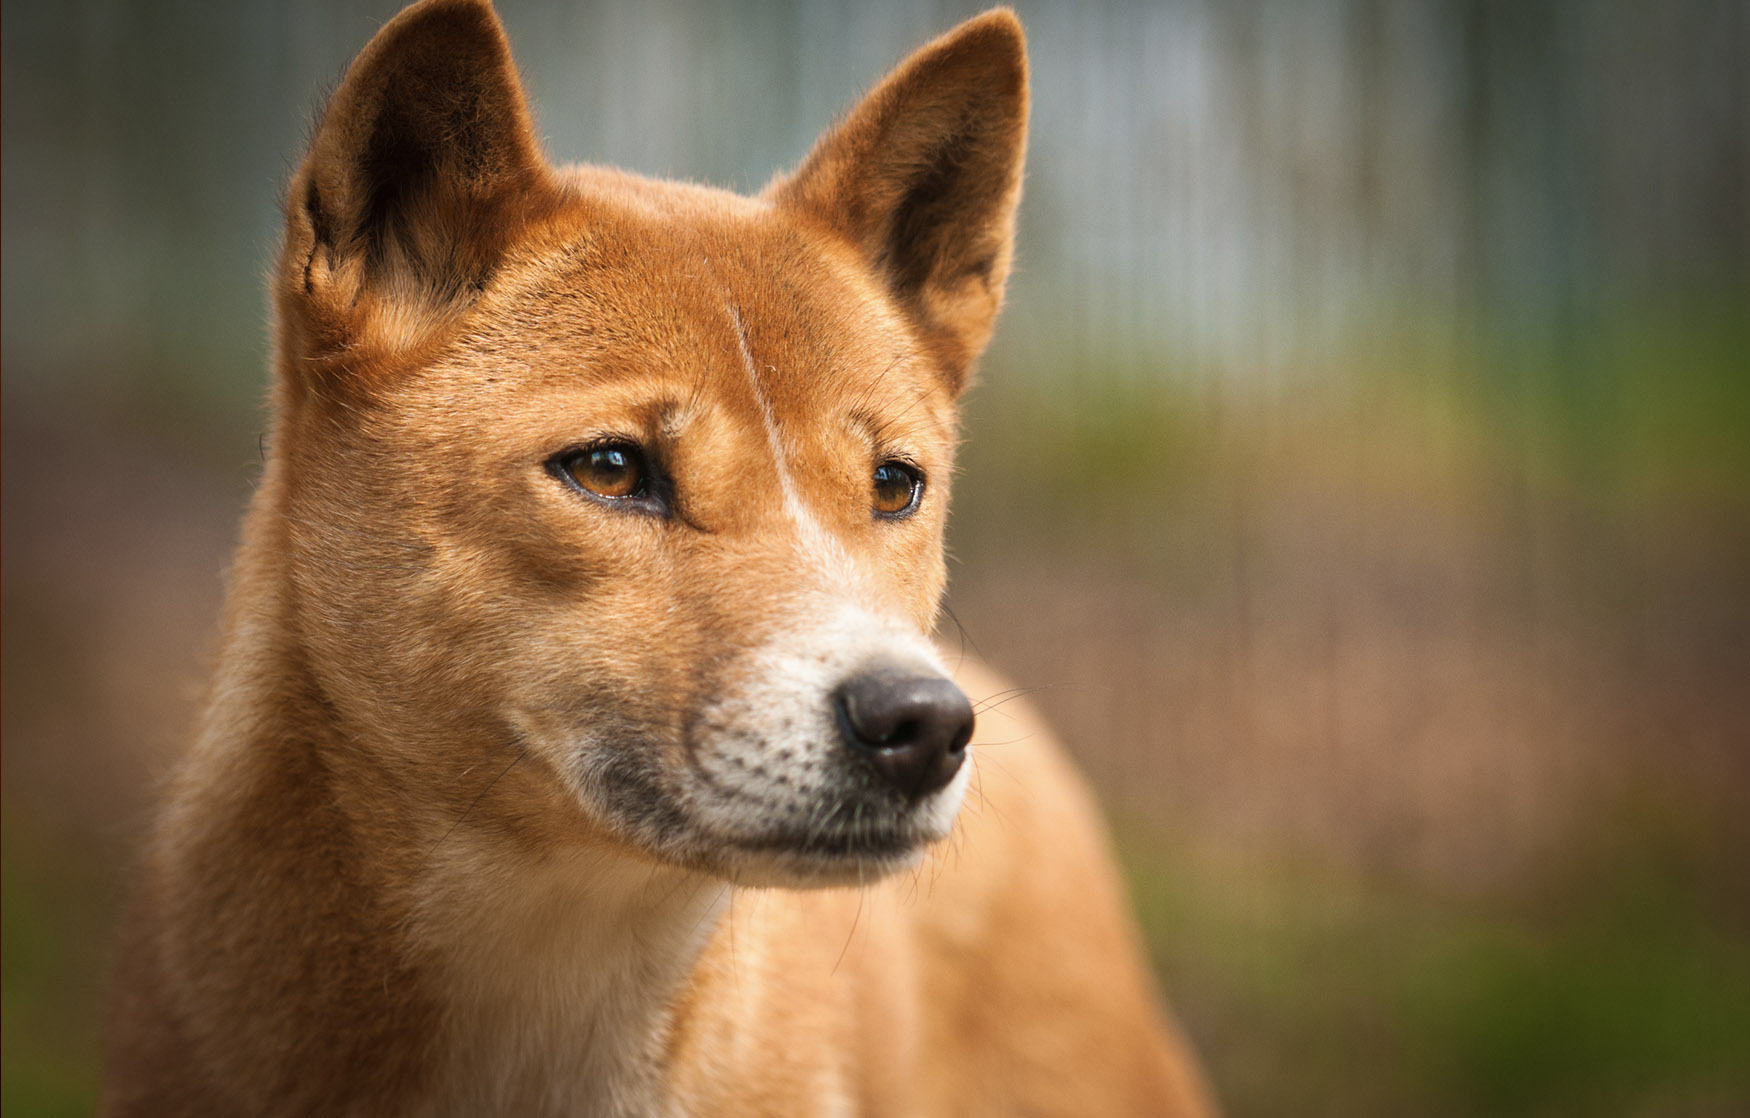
[279,0,555,368]
[773,10,1028,393]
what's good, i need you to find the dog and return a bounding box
[100,1,1213,1113]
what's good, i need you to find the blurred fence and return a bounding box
[5,1,1744,402]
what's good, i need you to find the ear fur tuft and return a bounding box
[774,9,1029,392]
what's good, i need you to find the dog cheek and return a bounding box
[880,525,951,630]
[510,586,718,755]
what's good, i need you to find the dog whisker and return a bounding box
[971,683,1055,716]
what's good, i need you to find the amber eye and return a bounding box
[872,460,923,518]
[556,443,648,500]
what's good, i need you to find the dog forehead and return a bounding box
[462,186,949,428]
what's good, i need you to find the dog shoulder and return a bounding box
[906,657,1218,1117]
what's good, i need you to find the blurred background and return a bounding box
[4,0,1747,1113]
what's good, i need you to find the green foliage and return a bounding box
[2,821,106,1118]
[1401,913,1750,1115]
[1120,833,1750,1117]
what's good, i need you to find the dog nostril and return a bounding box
[834,671,974,800]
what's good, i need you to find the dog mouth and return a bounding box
[723,811,935,862]
[577,736,963,883]
[712,813,947,885]
[691,770,964,883]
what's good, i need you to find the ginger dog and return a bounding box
[100,2,1212,1114]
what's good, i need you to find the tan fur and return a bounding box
[101,2,1213,1114]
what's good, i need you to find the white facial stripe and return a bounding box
[727,303,812,527]
[726,303,863,590]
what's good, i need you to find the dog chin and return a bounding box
[719,843,930,890]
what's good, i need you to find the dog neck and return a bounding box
[411,832,729,1118]
[209,552,733,1117]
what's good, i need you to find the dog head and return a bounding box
[263,0,1026,886]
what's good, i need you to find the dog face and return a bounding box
[266,0,1026,886]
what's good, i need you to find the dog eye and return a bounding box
[872,461,923,518]
[554,443,648,500]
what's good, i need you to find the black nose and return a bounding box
[834,671,974,799]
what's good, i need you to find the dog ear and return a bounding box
[774,10,1028,393]
[279,0,554,371]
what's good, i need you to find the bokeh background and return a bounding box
[5,1,1747,1113]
